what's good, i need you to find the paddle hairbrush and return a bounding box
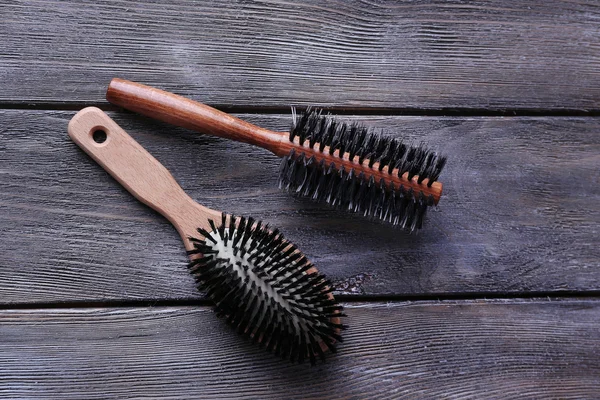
[68,107,344,364]
[107,78,447,231]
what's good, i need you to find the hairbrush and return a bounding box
[106,78,447,231]
[68,107,344,364]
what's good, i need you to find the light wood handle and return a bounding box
[68,107,218,245]
[106,78,286,153]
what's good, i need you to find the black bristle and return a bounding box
[188,213,344,365]
[427,157,447,186]
[279,108,447,231]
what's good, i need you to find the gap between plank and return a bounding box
[0,102,599,117]
[3,290,600,310]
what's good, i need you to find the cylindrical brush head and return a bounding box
[279,108,447,231]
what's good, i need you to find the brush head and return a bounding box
[279,109,447,231]
[187,213,345,365]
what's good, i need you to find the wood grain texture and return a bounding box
[0,110,598,303]
[2,0,600,110]
[1,300,599,399]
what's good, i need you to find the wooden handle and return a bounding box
[68,107,219,246]
[106,78,286,153]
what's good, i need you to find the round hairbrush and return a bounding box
[68,107,344,364]
[107,78,447,231]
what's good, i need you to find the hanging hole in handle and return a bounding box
[93,129,107,144]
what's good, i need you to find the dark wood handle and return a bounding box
[106,78,287,154]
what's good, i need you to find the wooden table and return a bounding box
[1,1,599,398]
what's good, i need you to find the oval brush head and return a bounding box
[187,213,345,365]
[279,108,447,231]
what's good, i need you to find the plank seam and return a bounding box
[3,290,600,310]
[1,102,599,117]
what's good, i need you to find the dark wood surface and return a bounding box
[1,111,598,303]
[2,0,600,110]
[2,300,599,399]
[1,0,599,398]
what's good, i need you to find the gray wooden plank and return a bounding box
[1,300,599,399]
[1,0,599,109]
[0,110,598,302]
